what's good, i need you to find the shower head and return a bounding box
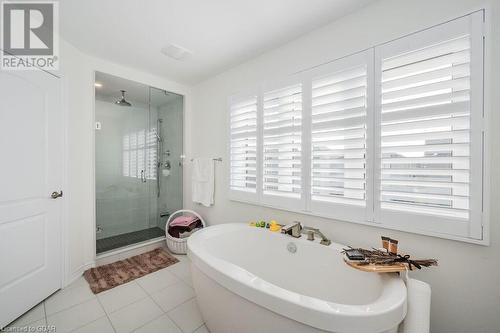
[115,90,132,107]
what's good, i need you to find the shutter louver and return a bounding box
[263,84,302,198]
[230,96,258,193]
[379,35,472,219]
[311,65,368,206]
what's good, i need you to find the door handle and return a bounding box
[141,170,146,183]
[51,191,63,199]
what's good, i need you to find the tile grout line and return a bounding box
[42,302,47,326]
[191,323,205,333]
[148,275,197,314]
[135,271,183,297]
[97,280,164,333]
[66,316,104,332]
[135,280,185,333]
[102,294,151,315]
[127,306,165,332]
[128,312,166,333]
[45,294,96,319]
[44,282,96,318]
[95,296,118,333]
[53,297,108,333]
[164,297,201,333]
[48,279,145,319]
[161,263,205,332]
[66,315,107,333]
[164,296,197,315]
[98,281,151,316]
[90,271,187,318]
[11,302,48,328]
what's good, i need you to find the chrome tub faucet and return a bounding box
[281,221,302,238]
[281,221,331,246]
[301,226,331,246]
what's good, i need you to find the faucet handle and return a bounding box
[301,225,331,246]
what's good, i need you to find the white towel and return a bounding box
[402,278,431,333]
[191,158,215,207]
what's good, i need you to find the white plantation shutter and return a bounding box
[229,95,258,201]
[262,83,302,207]
[375,13,484,238]
[308,52,372,221]
[227,12,486,242]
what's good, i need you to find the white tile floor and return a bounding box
[7,254,209,333]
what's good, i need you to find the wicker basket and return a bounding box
[165,209,205,254]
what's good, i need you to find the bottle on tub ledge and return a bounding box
[381,236,398,254]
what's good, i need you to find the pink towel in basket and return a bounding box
[169,215,199,227]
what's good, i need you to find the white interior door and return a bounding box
[0,66,63,328]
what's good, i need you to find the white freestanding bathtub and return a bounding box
[187,223,407,333]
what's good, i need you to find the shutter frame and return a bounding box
[228,92,259,203]
[374,12,484,239]
[261,76,304,210]
[306,50,374,223]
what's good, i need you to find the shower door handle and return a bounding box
[140,170,146,183]
[51,190,63,199]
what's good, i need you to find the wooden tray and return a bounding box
[344,259,407,273]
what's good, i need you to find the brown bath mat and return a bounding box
[84,248,179,294]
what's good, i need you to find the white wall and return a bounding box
[187,0,500,332]
[58,40,192,285]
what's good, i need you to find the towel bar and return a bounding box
[190,157,222,162]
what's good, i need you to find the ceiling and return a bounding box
[60,0,375,85]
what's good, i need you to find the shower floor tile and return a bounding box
[96,227,165,254]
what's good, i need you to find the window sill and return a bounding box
[229,197,489,246]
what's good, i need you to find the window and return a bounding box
[122,129,157,180]
[262,83,303,209]
[229,94,258,202]
[309,51,373,222]
[228,12,486,242]
[122,130,144,178]
[374,12,484,239]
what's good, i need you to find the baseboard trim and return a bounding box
[64,261,94,288]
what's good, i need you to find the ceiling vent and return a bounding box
[161,44,192,61]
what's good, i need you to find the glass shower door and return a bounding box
[95,72,161,253]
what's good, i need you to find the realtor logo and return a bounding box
[1,1,59,70]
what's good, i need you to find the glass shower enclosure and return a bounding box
[94,72,183,254]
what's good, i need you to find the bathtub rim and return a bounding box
[187,223,407,333]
